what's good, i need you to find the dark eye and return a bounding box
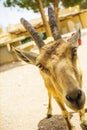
[66,95,74,102]
[72,47,77,57]
[36,63,49,72]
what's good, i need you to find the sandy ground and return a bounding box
[0,35,87,130]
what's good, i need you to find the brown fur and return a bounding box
[35,39,86,129]
[14,17,87,129]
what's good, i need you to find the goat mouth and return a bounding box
[66,102,84,111]
[76,106,84,110]
[69,105,83,112]
[73,104,84,111]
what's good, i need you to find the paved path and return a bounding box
[0,34,87,130]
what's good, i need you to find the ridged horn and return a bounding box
[48,5,61,40]
[20,18,45,50]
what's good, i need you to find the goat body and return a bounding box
[13,5,87,130]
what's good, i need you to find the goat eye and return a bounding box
[66,95,73,102]
[36,63,49,72]
[72,47,77,57]
[38,64,45,70]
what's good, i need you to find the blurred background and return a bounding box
[0,0,87,65]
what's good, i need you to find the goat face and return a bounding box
[36,39,85,111]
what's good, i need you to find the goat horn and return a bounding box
[48,5,61,40]
[20,18,45,50]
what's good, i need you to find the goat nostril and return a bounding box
[66,95,73,102]
[66,90,82,103]
[77,90,82,99]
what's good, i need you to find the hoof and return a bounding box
[80,122,87,130]
[47,114,52,118]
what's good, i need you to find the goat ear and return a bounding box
[12,47,38,65]
[68,29,81,47]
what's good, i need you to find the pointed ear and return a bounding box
[68,29,81,47]
[12,47,38,65]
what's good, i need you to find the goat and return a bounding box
[13,5,87,130]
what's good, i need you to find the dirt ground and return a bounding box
[0,34,87,130]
